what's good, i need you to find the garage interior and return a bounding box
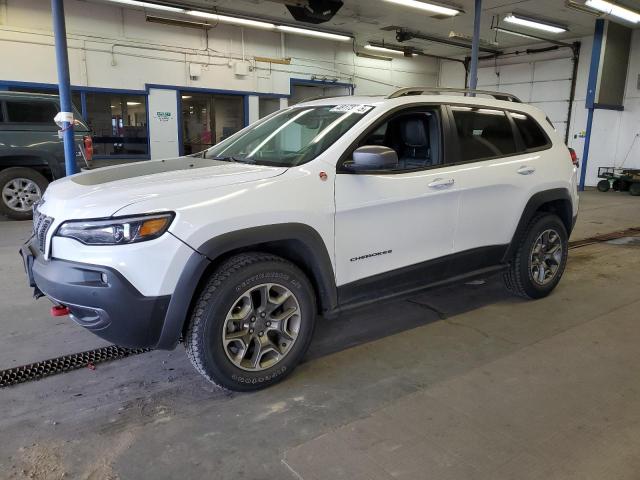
[1,0,640,479]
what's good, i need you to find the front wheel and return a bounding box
[504,213,568,299]
[0,167,48,220]
[184,253,316,391]
[597,180,610,192]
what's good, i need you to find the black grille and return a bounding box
[33,209,53,253]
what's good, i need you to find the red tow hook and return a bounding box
[51,305,70,317]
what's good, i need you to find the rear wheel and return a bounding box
[504,213,568,299]
[597,180,610,192]
[184,252,316,391]
[0,167,48,220]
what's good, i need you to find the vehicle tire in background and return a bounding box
[0,167,48,220]
[597,180,610,192]
[184,252,316,391]
[504,213,568,299]
[630,183,640,196]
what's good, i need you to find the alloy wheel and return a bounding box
[222,283,301,371]
[529,228,563,286]
[2,178,42,212]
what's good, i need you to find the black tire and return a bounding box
[630,183,640,196]
[504,213,568,299]
[0,167,48,220]
[184,252,316,391]
[597,180,610,192]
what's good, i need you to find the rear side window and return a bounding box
[6,100,58,124]
[511,112,549,150]
[451,107,516,162]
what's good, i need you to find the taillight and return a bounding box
[568,147,579,167]
[83,135,94,162]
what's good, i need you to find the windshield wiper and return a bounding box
[210,155,254,164]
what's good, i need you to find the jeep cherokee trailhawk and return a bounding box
[20,87,579,391]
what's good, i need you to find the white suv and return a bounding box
[20,87,579,391]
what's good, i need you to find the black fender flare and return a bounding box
[0,150,63,179]
[502,187,575,262]
[155,223,337,349]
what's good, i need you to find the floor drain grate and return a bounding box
[568,227,640,250]
[0,345,150,388]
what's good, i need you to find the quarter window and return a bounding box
[451,107,516,162]
[511,112,549,150]
[6,100,58,124]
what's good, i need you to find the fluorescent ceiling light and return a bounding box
[383,0,461,16]
[187,11,276,29]
[276,25,351,41]
[492,26,540,40]
[504,14,567,33]
[585,0,640,23]
[108,0,185,13]
[365,44,416,56]
[181,95,192,99]
[126,102,141,105]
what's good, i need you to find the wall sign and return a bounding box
[155,111,172,122]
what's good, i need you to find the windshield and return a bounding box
[204,104,373,167]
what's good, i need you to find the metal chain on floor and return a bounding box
[0,345,150,388]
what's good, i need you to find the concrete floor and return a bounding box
[0,190,639,480]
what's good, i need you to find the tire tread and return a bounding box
[184,252,297,390]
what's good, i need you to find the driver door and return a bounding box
[334,105,461,304]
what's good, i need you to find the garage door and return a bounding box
[477,53,574,141]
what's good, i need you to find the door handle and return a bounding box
[517,166,536,175]
[428,178,455,188]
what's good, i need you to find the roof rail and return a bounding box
[387,87,522,103]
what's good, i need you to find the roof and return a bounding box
[297,93,545,118]
[0,91,59,101]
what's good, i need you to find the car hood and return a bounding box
[41,157,287,219]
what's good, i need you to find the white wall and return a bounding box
[0,0,439,97]
[439,30,640,187]
[0,0,440,158]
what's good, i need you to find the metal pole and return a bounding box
[580,19,606,191]
[51,0,77,176]
[468,0,482,91]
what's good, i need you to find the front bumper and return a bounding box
[20,237,171,348]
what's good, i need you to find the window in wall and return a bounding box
[511,112,549,150]
[346,108,442,171]
[259,97,280,119]
[5,100,59,124]
[181,93,244,155]
[451,107,516,162]
[85,93,148,156]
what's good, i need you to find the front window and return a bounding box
[205,104,372,167]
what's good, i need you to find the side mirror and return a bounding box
[350,145,398,171]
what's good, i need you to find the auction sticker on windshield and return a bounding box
[329,105,373,114]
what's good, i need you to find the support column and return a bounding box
[51,0,77,175]
[580,19,606,191]
[468,0,482,91]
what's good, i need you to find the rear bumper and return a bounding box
[20,238,171,348]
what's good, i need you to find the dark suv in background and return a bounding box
[0,91,93,220]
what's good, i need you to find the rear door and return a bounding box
[446,105,552,266]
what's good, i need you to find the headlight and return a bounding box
[56,213,174,245]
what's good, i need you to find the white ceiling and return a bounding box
[107,0,640,57]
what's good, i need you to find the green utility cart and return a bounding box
[597,167,640,196]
